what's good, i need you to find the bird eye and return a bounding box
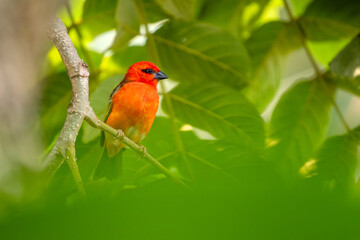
[142,68,154,74]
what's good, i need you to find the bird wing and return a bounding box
[100,79,128,147]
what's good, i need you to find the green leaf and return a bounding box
[300,0,360,41]
[82,75,124,143]
[329,35,360,96]
[153,21,252,89]
[299,17,358,41]
[155,0,204,21]
[244,21,302,110]
[41,72,71,145]
[185,139,264,180]
[112,0,140,50]
[308,39,352,67]
[107,46,150,72]
[330,35,360,77]
[267,80,333,178]
[313,133,358,190]
[113,0,168,50]
[143,0,170,23]
[123,117,263,184]
[198,0,269,37]
[164,83,265,149]
[81,0,117,38]
[289,0,313,16]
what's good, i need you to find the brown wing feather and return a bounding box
[100,78,128,147]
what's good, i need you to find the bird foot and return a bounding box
[137,145,147,161]
[116,129,125,141]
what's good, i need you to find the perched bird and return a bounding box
[94,61,168,180]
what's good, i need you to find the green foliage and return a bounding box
[267,80,333,177]
[315,132,358,191]
[155,0,203,21]
[153,21,252,88]
[300,0,360,41]
[2,0,360,238]
[113,0,140,50]
[82,0,117,38]
[329,35,360,96]
[245,21,301,110]
[164,83,264,148]
[198,0,269,38]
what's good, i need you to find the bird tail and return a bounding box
[93,148,124,181]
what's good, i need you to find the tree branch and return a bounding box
[44,18,188,192]
[45,18,88,197]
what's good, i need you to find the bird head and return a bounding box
[125,61,168,87]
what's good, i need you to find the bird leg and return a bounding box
[116,129,125,141]
[137,145,147,161]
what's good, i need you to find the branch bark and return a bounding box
[44,18,188,192]
[45,18,89,196]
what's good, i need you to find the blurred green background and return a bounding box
[0,0,360,239]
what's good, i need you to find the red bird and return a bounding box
[94,61,168,180]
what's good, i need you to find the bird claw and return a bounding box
[116,129,125,140]
[137,145,147,161]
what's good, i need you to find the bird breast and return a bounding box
[107,82,159,140]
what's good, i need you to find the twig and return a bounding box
[44,18,188,192]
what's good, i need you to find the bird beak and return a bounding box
[154,71,168,80]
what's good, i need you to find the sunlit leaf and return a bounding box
[289,0,313,16]
[308,39,351,67]
[153,21,252,89]
[164,83,264,149]
[198,0,268,37]
[81,0,117,39]
[155,0,203,21]
[267,80,333,178]
[112,0,140,50]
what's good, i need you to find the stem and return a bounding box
[66,144,86,197]
[283,0,321,76]
[283,0,351,133]
[132,0,194,178]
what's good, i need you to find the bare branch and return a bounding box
[44,18,87,196]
